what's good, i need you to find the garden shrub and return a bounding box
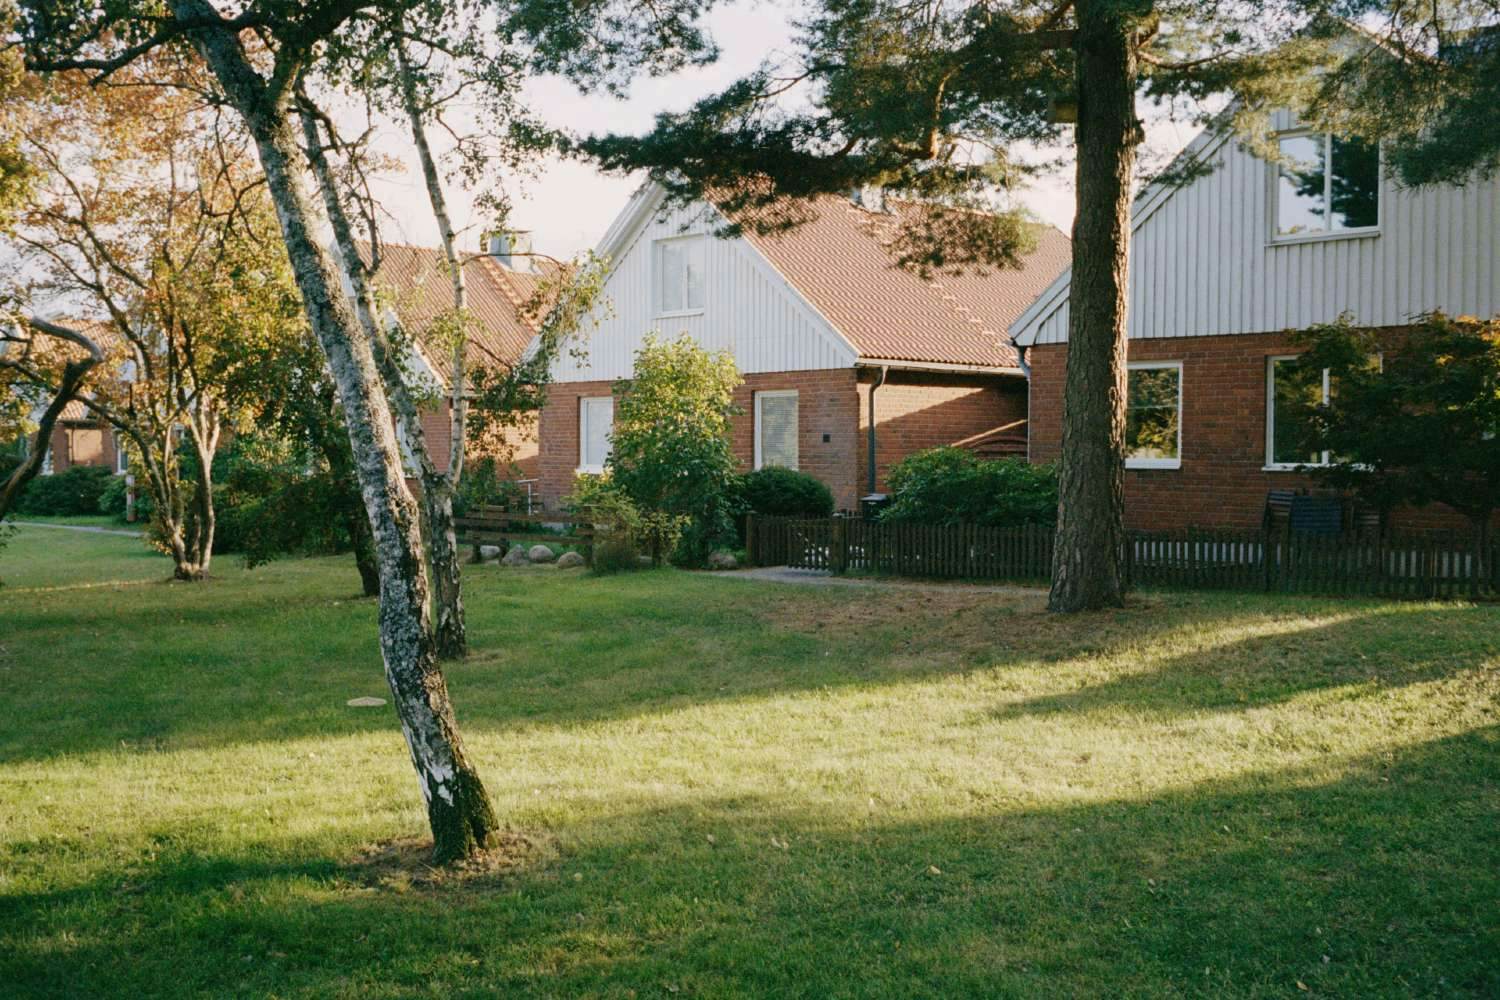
[565,473,685,571]
[96,472,154,521]
[607,335,743,566]
[453,456,531,516]
[739,466,835,518]
[13,465,114,516]
[880,447,1058,528]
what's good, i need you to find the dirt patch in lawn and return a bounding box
[343,830,549,893]
[767,584,1162,663]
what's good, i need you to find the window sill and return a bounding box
[1267,227,1380,248]
[1126,459,1181,471]
[1262,464,1327,472]
[576,465,607,476]
[656,308,705,320]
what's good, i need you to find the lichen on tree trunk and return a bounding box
[1049,0,1145,613]
[180,5,499,862]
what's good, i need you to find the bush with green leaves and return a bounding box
[606,335,743,566]
[453,456,533,516]
[12,464,115,516]
[880,448,1058,528]
[565,473,685,571]
[96,471,154,521]
[738,466,835,519]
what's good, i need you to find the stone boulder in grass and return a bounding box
[556,551,586,569]
[528,544,557,564]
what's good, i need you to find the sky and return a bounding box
[361,0,1211,263]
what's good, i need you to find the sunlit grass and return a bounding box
[1,529,1497,998]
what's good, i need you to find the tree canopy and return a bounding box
[1288,313,1500,535]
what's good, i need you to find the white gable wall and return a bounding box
[550,194,858,383]
[1014,110,1500,347]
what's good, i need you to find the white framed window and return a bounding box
[578,395,614,473]
[1266,353,1381,469]
[754,390,799,470]
[655,236,705,316]
[1124,361,1182,469]
[113,432,129,475]
[1273,131,1380,241]
[1266,355,1329,469]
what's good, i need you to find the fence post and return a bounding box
[745,513,758,567]
[831,517,848,574]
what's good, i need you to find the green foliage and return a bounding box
[453,456,532,517]
[880,448,1058,528]
[12,464,113,516]
[739,466,835,519]
[96,472,153,522]
[1287,313,1500,529]
[564,473,686,571]
[607,335,743,566]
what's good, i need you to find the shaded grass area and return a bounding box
[1,531,1497,998]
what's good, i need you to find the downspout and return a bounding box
[867,364,889,496]
[1017,344,1032,464]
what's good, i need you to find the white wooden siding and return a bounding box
[550,196,857,382]
[1014,112,1500,346]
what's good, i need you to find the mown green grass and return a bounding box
[1,524,1497,998]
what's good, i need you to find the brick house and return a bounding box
[533,184,1070,511]
[27,243,548,485]
[363,239,550,480]
[23,319,127,476]
[1011,108,1500,533]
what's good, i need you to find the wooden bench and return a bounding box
[453,506,594,564]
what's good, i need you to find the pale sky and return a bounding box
[357,0,1207,261]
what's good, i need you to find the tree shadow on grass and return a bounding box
[3,726,1497,998]
[5,566,1490,766]
[988,602,1500,725]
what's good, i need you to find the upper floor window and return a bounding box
[578,395,614,474]
[1275,132,1380,239]
[1124,362,1182,469]
[655,236,705,315]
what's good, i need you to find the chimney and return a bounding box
[850,185,887,213]
[484,229,534,270]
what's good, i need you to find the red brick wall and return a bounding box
[418,402,538,480]
[48,421,118,473]
[538,370,864,509]
[538,368,1031,512]
[1028,329,1488,533]
[856,371,1026,497]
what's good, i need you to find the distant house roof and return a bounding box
[21,317,121,423]
[365,242,552,373]
[732,194,1071,369]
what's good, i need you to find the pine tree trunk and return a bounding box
[183,12,499,863]
[1049,0,1144,613]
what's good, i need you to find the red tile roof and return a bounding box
[734,194,1070,369]
[365,242,547,373]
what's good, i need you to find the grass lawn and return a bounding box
[1,523,1497,998]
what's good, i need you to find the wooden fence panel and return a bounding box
[748,517,1497,600]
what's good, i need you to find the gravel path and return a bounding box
[10,521,143,538]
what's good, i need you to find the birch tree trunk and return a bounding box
[181,9,499,862]
[296,104,468,656]
[1048,0,1144,612]
[399,45,468,660]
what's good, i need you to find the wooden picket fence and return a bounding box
[744,515,1500,600]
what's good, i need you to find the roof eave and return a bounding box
[856,357,1024,377]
